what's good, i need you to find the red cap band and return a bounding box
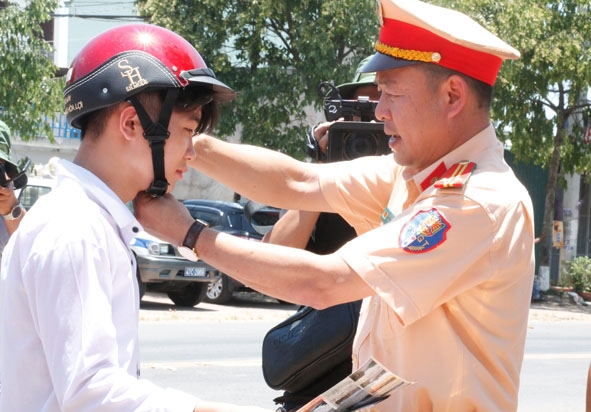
[377,18,503,85]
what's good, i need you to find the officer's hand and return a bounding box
[133,192,194,245]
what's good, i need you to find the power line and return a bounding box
[51,13,146,20]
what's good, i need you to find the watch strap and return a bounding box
[181,219,208,252]
[2,203,23,221]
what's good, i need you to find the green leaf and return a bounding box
[0,0,63,142]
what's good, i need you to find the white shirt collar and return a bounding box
[55,159,142,245]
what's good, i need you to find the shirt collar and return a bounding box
[404,124,499,191]
[55,159,143,245]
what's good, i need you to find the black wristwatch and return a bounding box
[2,203,23,221]
[177,219,209,261]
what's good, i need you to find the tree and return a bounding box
[135,0,379,158]
[0,0,64,142]
[435,0,591,271]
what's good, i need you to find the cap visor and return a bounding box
[187,76,236,103]
[360,52,418,73]
[336,83,360,100]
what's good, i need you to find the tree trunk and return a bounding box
[540,122,565,269]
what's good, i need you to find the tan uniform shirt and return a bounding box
[319,125,535,412]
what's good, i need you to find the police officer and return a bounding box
[135,1,535,410]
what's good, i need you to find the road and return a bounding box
[139,292,591,411]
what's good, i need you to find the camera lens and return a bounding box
[343,133,379,160]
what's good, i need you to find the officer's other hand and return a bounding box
[133,192,195,245]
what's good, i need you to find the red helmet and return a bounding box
[64,23,235,129]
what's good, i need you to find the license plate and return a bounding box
[184,267,206,277]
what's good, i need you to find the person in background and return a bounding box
[0,120,25,253]
[134,0,535,410]
[0,23,269,412]
[265,55,379,254]
[260,57,378,411]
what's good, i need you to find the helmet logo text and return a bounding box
[118,59,148,92]
[64,94,84,116]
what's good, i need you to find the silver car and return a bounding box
[131,231,216,307]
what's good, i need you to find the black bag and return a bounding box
[261,300,362,395]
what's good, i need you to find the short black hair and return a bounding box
[81,86,220,139]
[418,62,493,110]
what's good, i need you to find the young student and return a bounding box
[0,23,270,412]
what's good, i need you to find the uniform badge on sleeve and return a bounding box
[400,208,451,253]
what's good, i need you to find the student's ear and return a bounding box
[444,74,467,118]
[119,103,143,141]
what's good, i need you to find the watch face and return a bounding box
[12,205,23,219]
[178,246,198,262]
[3,204,23,221]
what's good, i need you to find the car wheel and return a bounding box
[204,273,233,304]
[135,261,146,300]
[167,283,205,307]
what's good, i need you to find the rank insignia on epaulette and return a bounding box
[434,161,476,189]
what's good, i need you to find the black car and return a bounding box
[183,199,280,303]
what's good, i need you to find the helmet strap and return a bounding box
[128,88,180,197]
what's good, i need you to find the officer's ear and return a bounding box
[443,74,467,118]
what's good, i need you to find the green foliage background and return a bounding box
[136,0,591,267]
[3,0,591,269]
[135,0,380,158]
[435,0,591,172]
[433,0,591,266]
[0,0,64,142]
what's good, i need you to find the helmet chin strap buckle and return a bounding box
[146,178,170,197]
[127,89,179,197]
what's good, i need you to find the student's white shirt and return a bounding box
[0,160,198,411]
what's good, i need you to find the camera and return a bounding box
[317,82,390,163]
[323,95,378,123]
[326,122,391,162]
[0,160,29,189]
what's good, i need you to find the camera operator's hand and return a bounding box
[312,121,336,160]
[0,184,17,215]
[0,182,24,236]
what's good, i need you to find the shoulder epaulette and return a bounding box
[434,161,476,189]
